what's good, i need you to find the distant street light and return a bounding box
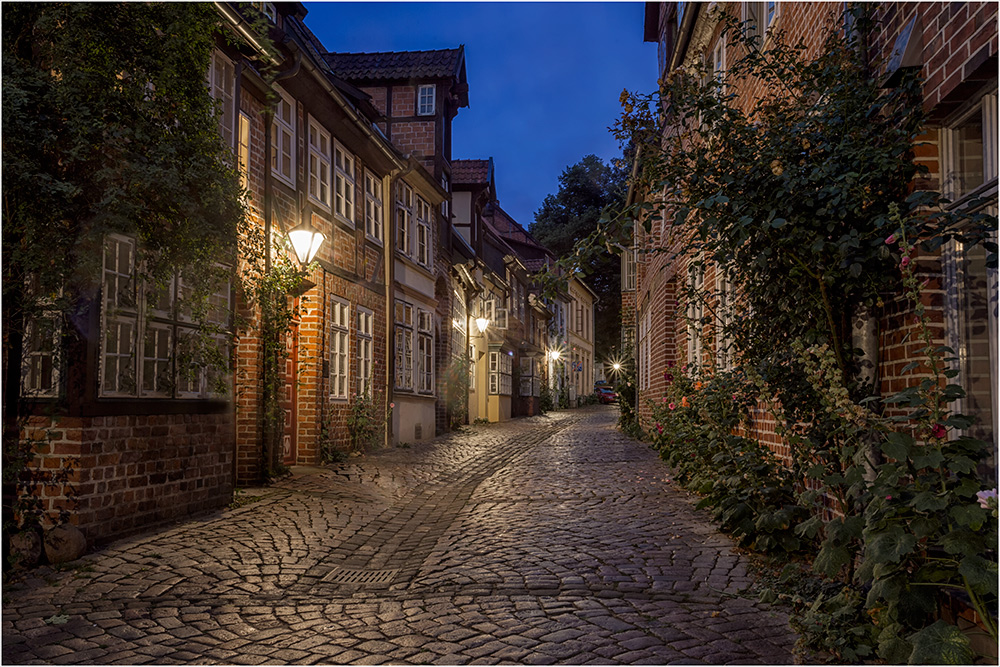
[475,316,490,334]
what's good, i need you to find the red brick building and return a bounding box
[628,2,997,471]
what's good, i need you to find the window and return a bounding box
[469,344,476,390]
[329,298,349,400]
[396,182,413,255]
[417,310,434,394]
[520,357,540,397]
[942,89,998,481]
[417,84,435,116]
[23,311,60,397]
[489,350,512,395]
[238,112,251,192]
[638,305,651,391]
[395,300,413,391]
[101,235,231,399]
[416,196,432,266]
[209,51,235,149]
[687,261,705,368]
[441,172,450,218]
[943,92,997,201]
[744,2,779,42]
[333,141,356,224]
[716,267,735,372]
[451,288,467,359]
[364,170,383,244]
[357,308,373,395]
[308,117,332,208]
[271,86,295,186]
[622,247,637,291]
[252,2,277,22]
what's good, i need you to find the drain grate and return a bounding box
[322,567,399,585]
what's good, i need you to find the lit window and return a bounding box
[238,112,251,193]
[417,84,435,116]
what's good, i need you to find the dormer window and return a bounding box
[417,84,435,116]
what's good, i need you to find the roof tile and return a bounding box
[325,48,463,81]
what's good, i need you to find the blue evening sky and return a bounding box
[304,2,658,228]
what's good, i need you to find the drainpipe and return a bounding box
[384,158,415,448]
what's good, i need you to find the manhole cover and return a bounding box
[322,567,399,585]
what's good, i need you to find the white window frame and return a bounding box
[416,196,432,267]
[209,50,236,150]
[308,116,332,209]
[417,310,434,394]
[941,90,998,476]
[716,266,734,372]
[687,261,705,369]
[364,169,384,244]
[333,140,356,225]
[271,85,295,187]
[744,2,779,43]
[396,182,413,256]
[23,309,61,398]
[417,84,436,116]
[488,349,513,396]
[357,307,373,395]
[329,298,350,400]
[638,305,651,391]
[101,235,231,399]
[395,300,414,391]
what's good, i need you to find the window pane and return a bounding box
[955,114,984,198]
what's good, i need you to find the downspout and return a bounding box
[384,159,416,448]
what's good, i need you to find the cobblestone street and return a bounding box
[3,406,799,665]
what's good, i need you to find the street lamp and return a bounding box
[288,218,325,267]
[548,349,562,361]
[475,316,490,334]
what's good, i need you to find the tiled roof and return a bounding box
[325,48,464,81]
[451,159,492,185]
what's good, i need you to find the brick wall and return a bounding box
[632,1,995,466]
[23,413,234,545]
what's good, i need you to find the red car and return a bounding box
[595,386,618,404]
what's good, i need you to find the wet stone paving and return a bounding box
[2,406,799,665]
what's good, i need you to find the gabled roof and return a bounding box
[325,47,465,82]
[451,158,493,186]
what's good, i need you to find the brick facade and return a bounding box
[630,1,997,471]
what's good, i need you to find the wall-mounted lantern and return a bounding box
[288,218,325,268]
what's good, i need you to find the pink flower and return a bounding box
[732,394,738,401]
[662,397,668,402]
[389,402,395,409]
[668,402,676,410]
[885,234,896,245]
[900,256,911,268]
[886,495,892,500]
[931,423,947,439]
[665,374,674,384]
[656,423,663,434]
[977,489,997,509]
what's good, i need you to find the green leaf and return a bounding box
[814,544,851,578]
[957,554,998,596]
[906,620,973,665]
[912,449,944,469]
[880,431,913,460]
[910,491,948,512]
[866,525,917,564]
[946,455,977,474]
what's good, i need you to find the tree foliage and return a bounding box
[530,154,628,360]
[2,3,249,559]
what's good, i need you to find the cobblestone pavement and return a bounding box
[3,406,799,665]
